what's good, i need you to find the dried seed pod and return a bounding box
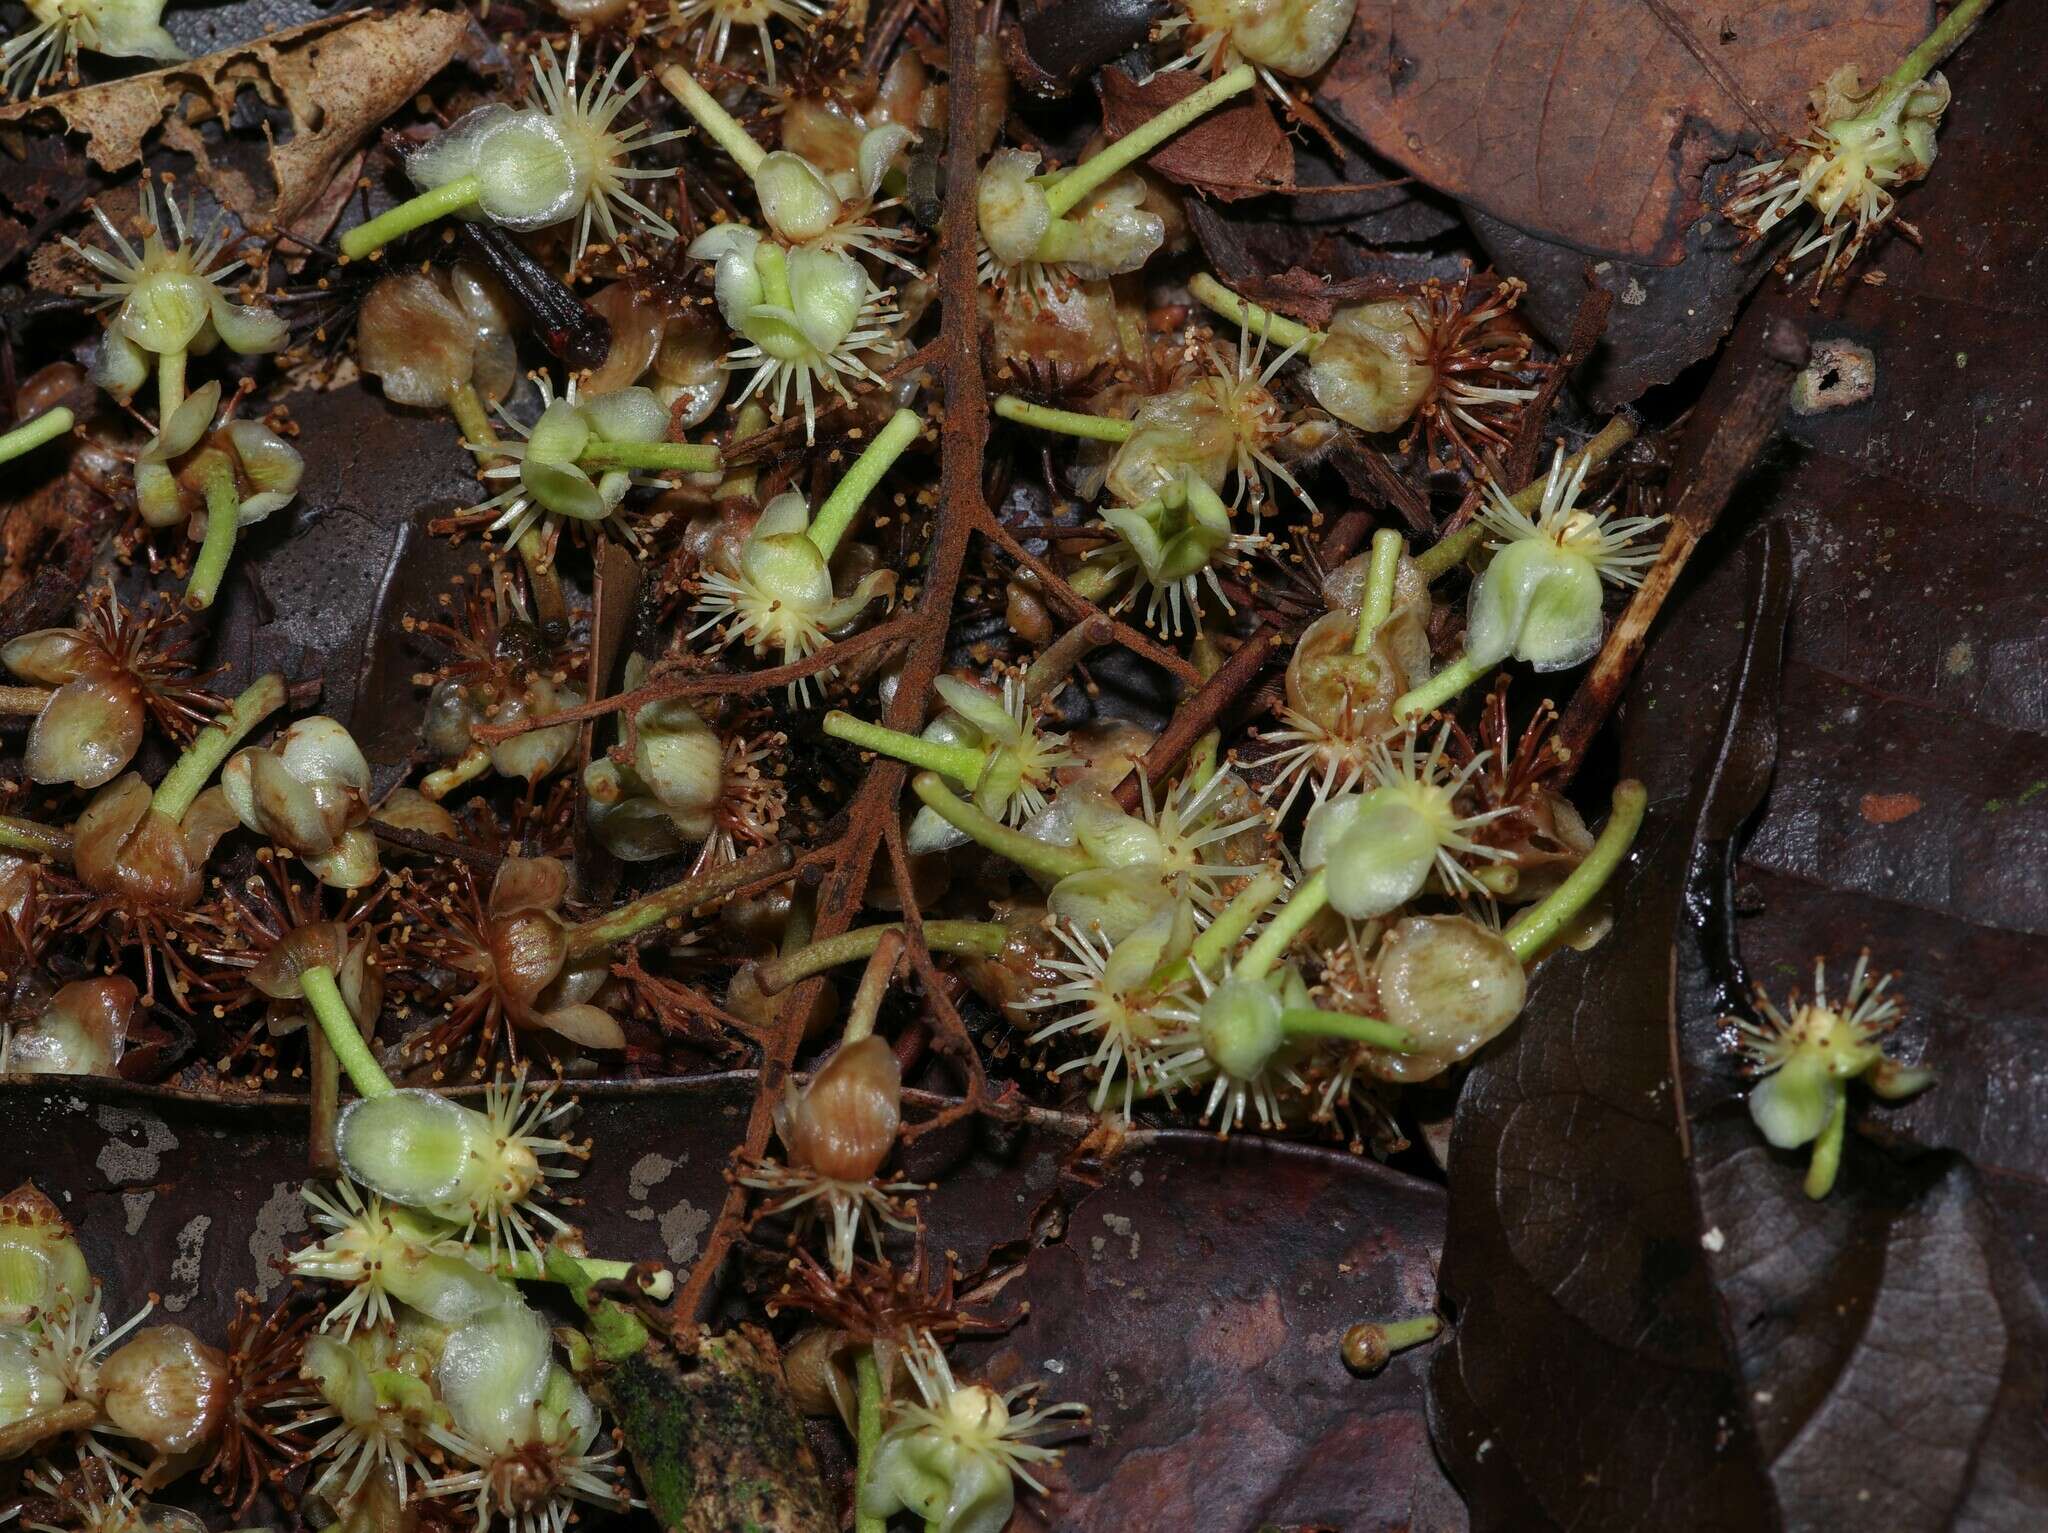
[357,265,518,411]
[777,1035,902,1185]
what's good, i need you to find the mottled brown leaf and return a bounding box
[1319,0,1930,262]
[0,8,469,246]
[1099,66,1293,202]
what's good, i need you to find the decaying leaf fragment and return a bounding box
[0,8,470,249]
[1098,66,1293,203]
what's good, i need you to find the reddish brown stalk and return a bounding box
[465,611,924,744]
[1112,627,1290,810]
[1552,314,1807,782]
[673,0,991,1332]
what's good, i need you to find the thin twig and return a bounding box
[1553,314,1807,781]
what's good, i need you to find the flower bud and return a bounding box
[0,1185,91,1326]
[1306,300,1433,434]
[3,977,137,1078]
[222,717,378,888]
[97,1324,229,1456]
[775,1035,902,1184]
[1367,916,1525,1083]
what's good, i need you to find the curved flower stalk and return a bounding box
[859,1332,1087,1533]
[1298,726,1510,919]
[740,1034,922,1276]
[1394,445,1666,718]
[335,1073,587,1265]
[421,1299,633,1533]
[1,0,181,96]
[1160,0,1356,95]
[826,668,1074,849]
[657,0,825,87]
[461,372,720,557]
[342,37,682,266]
[221,716,379,890]
[976,66,1254,299]
[1723,0,1988,294]
[0,976,136,1077]
[661,64,920,274]
[1730,952,1934,1198]
[583,694,787,868]
[0,404,73,467]
[3,579,222,790]
[124,380,304,610]
[1189,272,1545,468]
[689,407,918,697]
[64,180,285,428]
[1013,904,1202,1122]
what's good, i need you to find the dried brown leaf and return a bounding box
[1098,66,1293,203]
[0,8,469,248]
[1318,0,1932,262]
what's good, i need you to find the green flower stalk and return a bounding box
[660,62,917,273]
[1342,1312,1441,1373]
[343,37,682,266]
[826,670,1073,836]
[1731,952,1934,1199]
[977,67,1254,297]
[0,405,72,466]
[690,409,919,701]
[1394,445,1665,718]
[1724,0,1991,292]
[65,180,286,427]
[463,373,720,553]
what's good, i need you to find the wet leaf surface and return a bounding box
[957,1132,1456,1533]
[1317,0,1930,263]
[1432,4,2048,1525]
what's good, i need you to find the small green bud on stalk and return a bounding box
[1342,1313,1442,1373]
[0,406,73,466]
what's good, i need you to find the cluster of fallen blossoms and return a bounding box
[0,0,1971,1523]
